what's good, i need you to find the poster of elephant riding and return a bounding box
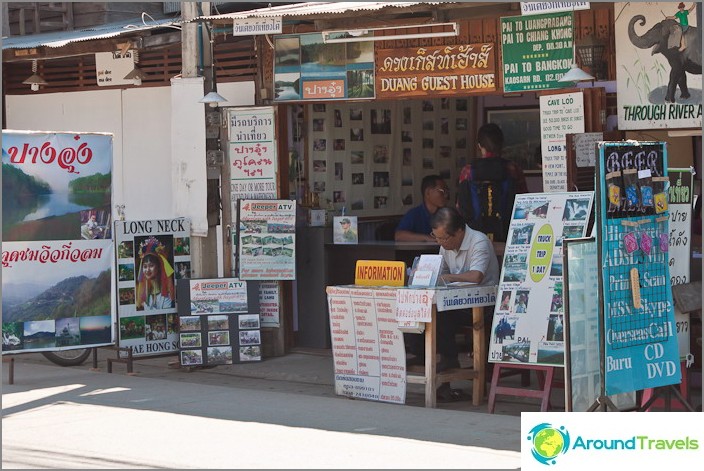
[616,2,702,130]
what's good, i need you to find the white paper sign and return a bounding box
[395,288,434,322]
[540,92,585,192]
[573,132,603,168]
[520,2,590,15]
[95,51,136,86]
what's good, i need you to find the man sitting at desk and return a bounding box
[394,174,449,242]
[431,207,500,399]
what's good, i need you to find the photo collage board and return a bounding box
[307,98,474,217]
[488,191,594,366]
[176,278,263,366]
[2,131,115,354]
[114,218,191,357]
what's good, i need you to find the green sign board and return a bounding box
[501,11,574,92]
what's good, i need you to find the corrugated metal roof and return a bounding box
[2,17,181,50]
[195,2,450,20]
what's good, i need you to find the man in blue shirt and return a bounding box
[395,174,450,241]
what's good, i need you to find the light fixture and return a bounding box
[123,50,146,86]
[558,10,594,83]
[575,35,607,81]
[23,60,47,92]
[199,23,227,107]
[322,22,459,43]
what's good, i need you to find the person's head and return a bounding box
[90,215,96,221]
[339,218,351,229]
[678,2,685,10]
[141,254,161,280]
[430,207,466,250]
[477,123,504,156]
[421,174,449,209]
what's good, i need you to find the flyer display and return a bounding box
[488,192,594,366]
[238,200,296,280]
[178,278,262,366]
[114,218,191,356]
[326,286,406,404]
[596,141,681,395]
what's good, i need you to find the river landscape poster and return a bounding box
[2,130,113,242]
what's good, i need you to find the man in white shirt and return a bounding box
[430,207,499,375]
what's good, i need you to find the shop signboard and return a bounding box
[520,2,590,15]
[540,91,586,192]
[2,130,115,355]
[615,2,702,130]
[488,191,594,366]
[237,199,296,280]
[273,33,375,101]
[114,218,191,356]
[500,11,574,92]
[176,278,262,366]
[375,43,496,99]
[668,167,694,359]
[596,141,681,395]
[326,285,406,404]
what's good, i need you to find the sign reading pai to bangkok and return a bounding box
[375,43,496,99]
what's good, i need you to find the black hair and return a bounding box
[421,174,443,195]
[477,123,504,155]
[430,206,465,233]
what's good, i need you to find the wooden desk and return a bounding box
[404,285,497,407]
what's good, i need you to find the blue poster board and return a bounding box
[596,141,681,395]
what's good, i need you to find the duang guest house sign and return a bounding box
[375,43,496,99]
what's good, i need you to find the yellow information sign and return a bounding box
[354,260,406,287]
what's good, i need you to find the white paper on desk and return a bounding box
[396,288,433,322]
[409,254,443,286]
[410,270,433,286]
[446,281,477,287]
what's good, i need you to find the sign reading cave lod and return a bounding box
[375,43,496,99]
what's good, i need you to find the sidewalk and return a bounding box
[2,351,522,469]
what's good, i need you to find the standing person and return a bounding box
[136,236,175,311]
[457,123,528,242]
[395,174,450,242]
[430,207,500,401]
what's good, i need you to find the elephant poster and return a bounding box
[616,2,702,130]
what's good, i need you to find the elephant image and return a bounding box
[628,14,702,103]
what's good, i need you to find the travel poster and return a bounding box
[2,130,112,242]
[596,141,680,395]
[114,218,191,357]
[326,286,406,404]
[615,2,701,130]
[238,200,296,280]
[273,33,375,101]
[2,239,114,353]
[177,278,261,366]
[488,192,594,366]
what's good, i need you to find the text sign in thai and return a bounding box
[520,2,590,15]
[395,288,434,322]
[233,17,282,36]
[501,11,574,92]
[375,43,496,99]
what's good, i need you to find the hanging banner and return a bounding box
[615,2,702,130]
[114,218,191,356]
[2,240,114,353]
[326,285,406,404]
[501,11,574,92]
[488,191,594,366]
[177,278,262,366]
[2,130,113,242]
[273,33,375,101]
[2,130,114,355]
[596,141,681,395]
[540,91,586,192]
[238,200,296,280]
[375,43,496,99]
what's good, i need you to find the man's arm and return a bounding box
[394,229,436,242]
[441,270,485,284]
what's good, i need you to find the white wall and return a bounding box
[6,81,255,220]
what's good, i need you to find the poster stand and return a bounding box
[639,384,696,412]
[3,356,15,385]
[488,364,559,413]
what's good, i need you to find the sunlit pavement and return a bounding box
[2,358,521,469]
